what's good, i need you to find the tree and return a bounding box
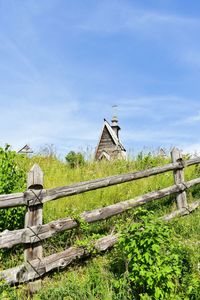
[65,151,85,168]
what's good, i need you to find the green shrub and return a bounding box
[110,209,196,300]
[65,151,85,168]
[0,145,26,231]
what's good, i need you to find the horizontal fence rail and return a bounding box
[1,200,200,285]
[0,234,118,285]
[0,148,200,289]
[1,178,200,249]
[1,156,200,209]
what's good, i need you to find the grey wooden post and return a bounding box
[25,164,43,292]
[171,147,188,209]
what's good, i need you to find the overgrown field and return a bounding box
[0,148,200,299]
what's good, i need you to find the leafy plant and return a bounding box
[0,149,199,299]
[65,151,85,168]
[110,209,193,299]
[0,145,26,231]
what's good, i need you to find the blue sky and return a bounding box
[1,0,200,157]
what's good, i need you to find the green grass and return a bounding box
[1,152,200,299]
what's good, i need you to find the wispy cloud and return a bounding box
[79,1,200,34]
[181,143,200,156]
[0,1,200,156]
[185,112,200,123]
[78,1,200,71]
[0,98,98,154]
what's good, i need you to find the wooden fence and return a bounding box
[0,147,200,291]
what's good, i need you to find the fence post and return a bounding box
[171,147,188,209]
[24,164,43,293]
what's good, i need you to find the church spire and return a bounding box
[111,105,120,137]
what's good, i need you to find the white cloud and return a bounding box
[78,1,200,71]
[79,1,200,34]
[123,127,187,144]
[181,143,200,156]
[0,99,96,142]
[184,112,200,123]
[0,1,200,157]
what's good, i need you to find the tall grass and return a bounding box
[17,152,198,223]
[1,151,200,299]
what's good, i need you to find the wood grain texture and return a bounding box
[171,148,187,209]
[27,164,43,190]
[1,193,198,286]
[24,164,44,262]
[0,235,118,285]
[25,164,44,292]
[96,125,116,159]
[0,192,25,208]
[1,178,200,249]
[1,157,200,209]
[0,197,199,285]
[0,217,78,249]
[41,161,185,204]
[162,200,200,221]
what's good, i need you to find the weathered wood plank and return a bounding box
[24,164,44,292]
[0,217,78,248]
[0,161,182,208]
[27,164,43,189]
[24,164,44,262]
[0,234,117,285]
[184,157,200,167]
[0,192,25,208]
[1,157,200,209]
[0,189,45,209]
[1,178,200,249]
[81,184,183,222]
[171,148,187,209]
[40,162,185,205]
[0,197,199,285]
[162,200,200,221]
